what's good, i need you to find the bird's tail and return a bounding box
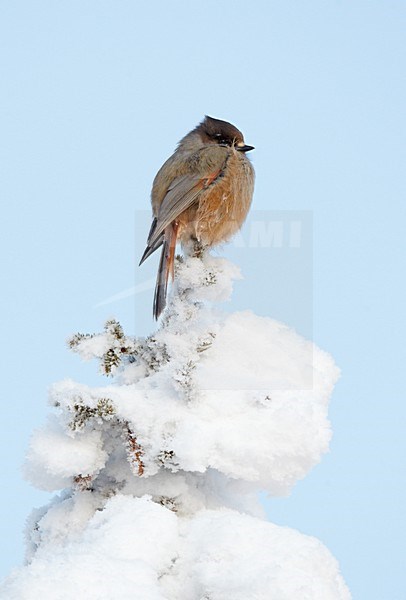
[153,222,179,320]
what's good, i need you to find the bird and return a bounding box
[139,115,255,319]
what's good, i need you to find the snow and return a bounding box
[2,495,350,600]
[0,255,350,599]
[4,496,177,600]
[24,415,108,491]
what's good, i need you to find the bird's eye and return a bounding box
[213,133,230,146]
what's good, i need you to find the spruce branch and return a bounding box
[68,332,95,349]
[141,335,170,372]
[158,450,175,466]
[196,332,216,353]
[103,348,121,375]
[104,319,125,340]
[204,270,217,285]
[69,396,116,431]
[173,359,197,399]
[68,318,172,378]
[73,474,94,492]
[156,496,177,512]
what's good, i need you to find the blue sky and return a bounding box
[1,1,405,598]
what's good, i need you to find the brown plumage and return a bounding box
[140,116,255,319]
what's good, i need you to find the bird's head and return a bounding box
[194,116,254,153]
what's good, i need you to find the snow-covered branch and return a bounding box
[0,255,350,600]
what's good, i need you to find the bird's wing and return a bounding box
[139,146,230,265]
[139,231,164,265]
[148,167,224,247]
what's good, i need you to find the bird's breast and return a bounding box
[180,152,254,247]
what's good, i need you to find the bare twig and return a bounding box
[124,423,145,477]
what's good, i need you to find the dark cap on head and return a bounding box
[197,115,243,142]
[193,116,254,152]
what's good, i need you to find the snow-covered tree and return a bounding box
[0,254,351,599]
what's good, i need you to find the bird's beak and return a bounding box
[236,142,255,153]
